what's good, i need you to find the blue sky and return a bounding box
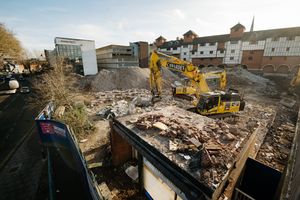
[1,0,299,56]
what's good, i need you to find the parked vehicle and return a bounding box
[20,86,30,93]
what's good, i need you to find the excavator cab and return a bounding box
[196,91,245,116]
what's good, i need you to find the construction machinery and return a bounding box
[173,66,227,99]
[289,66,300,93]
[149,50,245,116]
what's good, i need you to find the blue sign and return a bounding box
[35,102,101,200]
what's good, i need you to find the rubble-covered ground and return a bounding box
[118,104,275,190]
[69,67,298,198]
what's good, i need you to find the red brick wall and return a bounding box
[241,50,264,70]
[138,42,148,68]
[192,57,223,67]
[276,65,290,73]
[183,35,195,43]
[261,56,300,73]
[262,65,275,73]
[110,127,132,166]
[230,28,245,38]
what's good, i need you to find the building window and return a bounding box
[209,51,213,54]
[248,56,253,60]
[200,51,204,54]
[192,52,195,55]
[269,57,272,60]
[167,47,170,50]
[288,36,294,41]
[209,42,215,46]
[230,41,238,44]
[173,47,177,50]
[183,52,187,55]
[250,51,254,54]
[200,43,205,46]
[286,47,290,51]
[272,37,278,41]
[230,57,234,60]
[182,45,188,48]
[219,50,224,54]
[231,50,235,53]
[271,48,275,52]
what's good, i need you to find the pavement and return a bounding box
[0,79,46,200]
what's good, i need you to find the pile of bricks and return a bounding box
[133,113,248,188]
[257,122,295,171]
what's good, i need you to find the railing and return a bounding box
[233,188,255,200]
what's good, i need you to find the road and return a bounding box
[0,80,46,200]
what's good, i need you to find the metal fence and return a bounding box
[233,188,255,200]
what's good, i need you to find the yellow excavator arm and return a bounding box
[149,50,226,98]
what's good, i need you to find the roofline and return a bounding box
[158,26,300,48]
[55,37,95,42]
[96,44,131,50]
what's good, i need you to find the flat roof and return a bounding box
[55,37,95,42]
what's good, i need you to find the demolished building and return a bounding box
[109,105,280,199]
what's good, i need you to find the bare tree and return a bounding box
[33,57,72,106]
[0,23,24,65]
[32,58,94,137]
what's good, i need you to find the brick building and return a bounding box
[156,22,300,75]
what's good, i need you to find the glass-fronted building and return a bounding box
[53,37,98,76]
[56,44,82,60]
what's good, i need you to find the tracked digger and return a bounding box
[149,50,245,116]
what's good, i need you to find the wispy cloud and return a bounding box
[173,9,186,19]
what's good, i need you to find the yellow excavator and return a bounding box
[149,50,245,116]
[173,66,227,99]
[290,66,300,93]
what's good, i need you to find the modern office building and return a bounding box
[46,37,97,76]
[96,44,139,69]
[156,21,300,75]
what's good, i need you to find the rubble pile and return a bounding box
[92,89,151,105]
[81,67,180,92]
[227,68,271,87]
[257,122,295,171]
[130,110,254,189]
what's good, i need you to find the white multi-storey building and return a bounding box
[156,23,300,75]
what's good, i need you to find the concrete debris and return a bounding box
[80,139,88,143]
[96,107,115,119]
[125,165,139,181]
[257,121,295,171]
[131,96,153,107]
[227,68,272,87]
[280,97,296,108]
[153,122,169,131]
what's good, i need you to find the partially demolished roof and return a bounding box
[114,106,258,199]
